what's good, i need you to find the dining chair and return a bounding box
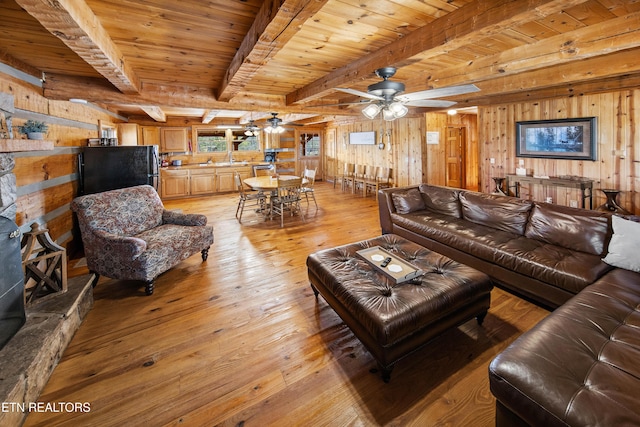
[253,164,276,177]
[365,166,392,199]
[362,165,380,197]
[301,167,318,208]
[234,171,266,222]
[270,177,304,227]
[335,162,355,192]
[353,164,368,195]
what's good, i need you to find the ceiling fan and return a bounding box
[332,67,480,121]
[244,120,260,136]
[263,113,303,134]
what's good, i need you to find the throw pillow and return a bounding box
[602,215,640,272]
[391,188,426,214]
[418,184,462,218]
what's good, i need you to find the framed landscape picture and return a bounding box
[516,117,597,160]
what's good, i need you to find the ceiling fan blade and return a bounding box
[397,84,480,102]
[403,99,457,108]
[335,87,384,101]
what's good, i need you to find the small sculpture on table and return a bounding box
[597,189,632,215]
[492,177,507,196]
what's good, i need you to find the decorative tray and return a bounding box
[356,246,424,284]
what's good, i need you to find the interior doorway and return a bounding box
[297,130,322,179]
[445,126,466,189]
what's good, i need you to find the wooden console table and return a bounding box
[506,175,594,209]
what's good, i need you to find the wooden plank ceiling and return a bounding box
[1,0,639,124]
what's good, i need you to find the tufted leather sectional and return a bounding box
[378,184,640,426]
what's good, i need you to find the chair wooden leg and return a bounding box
[236,198,245,222]
[280,202,284,227]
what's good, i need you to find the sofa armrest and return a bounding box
[378,188,395,234]
[90,229,147,259]
[162,210,208,226]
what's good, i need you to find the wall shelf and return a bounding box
[0,139,55,153]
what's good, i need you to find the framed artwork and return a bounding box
[516,117,596,160]
[349,131,375,145]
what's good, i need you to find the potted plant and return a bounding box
[19,120,49,140]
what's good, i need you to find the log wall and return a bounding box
[1,72,124,255]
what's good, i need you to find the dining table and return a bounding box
[243,175,300,220]
[243,175,299,191]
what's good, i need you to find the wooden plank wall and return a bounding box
[326,112,478,190]
[479,90,639,214]
[1,72,122,254]
[325,116,424,189]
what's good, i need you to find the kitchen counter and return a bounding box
[159,162,270,199]
[161,161,268,170]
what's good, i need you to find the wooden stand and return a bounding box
[506,174,594,209]
[21,223,67,305]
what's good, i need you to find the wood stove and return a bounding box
[0,216,25,349]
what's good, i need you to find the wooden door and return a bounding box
[445,127,466,189]
[297,130,322,179]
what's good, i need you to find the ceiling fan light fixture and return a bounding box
[382,107,396,121]
[265,125,285,134]
[389,102,408,118]
[447,109,458,115]
[362,103,381,119]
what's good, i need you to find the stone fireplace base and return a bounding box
[0,274,94,426]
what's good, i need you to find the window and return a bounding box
[232,130,259,151]
[300,132,320,157]
[194,126,261,153]
[196,129,227,153]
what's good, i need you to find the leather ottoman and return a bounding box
[306,234,493,382]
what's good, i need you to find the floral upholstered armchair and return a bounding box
[71,185,214,295]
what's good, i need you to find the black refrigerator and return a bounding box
[79,145,159,195]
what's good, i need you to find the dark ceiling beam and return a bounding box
[217,0,329,102]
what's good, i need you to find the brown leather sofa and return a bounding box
[378,184,640,426]
[378,184,612,309]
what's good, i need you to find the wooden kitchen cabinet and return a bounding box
[217,171,235,192]
[190,169,217,195]
[141,126,160,146]
[118,123,140,146]
[161,169,189,198]
[160,165,251,199]
[160,127,189,152]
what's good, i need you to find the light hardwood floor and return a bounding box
[25,182,549,426]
